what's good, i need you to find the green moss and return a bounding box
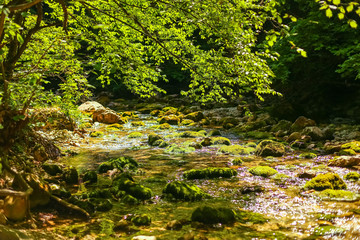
[255,140,285,157]
[158,115,180,125]
[312,226,346,237]
[344,172,360,181]
[176,131,206,138]
[98,157,138,173]
[122,194,140,205]
[131,121,145,127]
[128,132,143,138]
[165,144,195,154]
[148,133,164,146]
[299,152,317,159]
[201,137,231,146]
[338,149,357,156]
[318,189,357,201]
[131,214,151,226]
[90,131,104,137]
[106,123,123,130]
[184,111,205,122]
[183,167,237,180]
[232,158,243,166]
[236,209,268,224]
[191,206,236,224]
[218,145,256,155]
[271,173,290,181]
[163,181,209,201]
[181,119,195,126]
[207,129,222,137]
[303,173,347,191]
[245,131,273,139]
[341,141,360,152]
[112,175,152,200]
[83,171,97,184]
[248,166,278,177]
[79,122,92,129]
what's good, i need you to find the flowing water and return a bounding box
[29,113,360,239]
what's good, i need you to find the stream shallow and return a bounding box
[24,112,360,239]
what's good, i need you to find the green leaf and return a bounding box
[12,115,25,121]
[326,8,333,18]
[348,19,358,28]
[338,12,345,20]
[347,4,354,12]
[333,0,341,5]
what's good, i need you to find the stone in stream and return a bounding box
[131,214,151,226]
[303,173,347,191]
[147,133,164,146]
[290,116,316,132]
[344,172,360,181]
[162,181,209,201]
[200,137,231,146]
[83,170,98,184]
[255,140,286,157]
[78,101,105,113]
[184,111,205,122]
[248,166,278,178]
[183,167,237,180]
[191,206,236,224]
[112,174,152,200]
[93,108,127,124]
[218,145,255,155]
[328,155,360,168]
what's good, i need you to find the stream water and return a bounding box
[28,112,360,239]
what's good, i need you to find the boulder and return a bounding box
[301,126,325,141]
[255,140,286,157]
[218,145,256,155]
[3,196,27,221]
[248,166,278,177]
[201,137,231,146]
[191,206,236,224]
[184,111,205,122]
[32,107,75,131]
[183,167,237,180]
[78,101,105,113]
[328,155,360,168]
[158,115,180,125]
[290,116,316,132]
[163,181,209,201]
[93,109,126,124]
[131,214,151,226]
[148,133,164,146]
[303,173,346,191]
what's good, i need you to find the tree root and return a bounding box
[50,195,90,220]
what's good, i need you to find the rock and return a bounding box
[27,175,51,208]
[184,112,205,122]
[290,116,316,132]
[42,161,63,176]
[207,129,222,137]
[298,152,317,159]
[200,137,231,146]
[62,167,79,185]
[231,158,243,166]
[131,121,145,127]
[287,132,302,143]
[297,171,317,179]
[3,196,27,221]
[301,126,325,141]
[165,144,195,154]
[112,174,152,200]
[132,236,156,240]
[236,209,268,224]
[98,157,138,173]
[318,189,357,201]
[78,101,105,113]
[83,171,98,184]
[271,120,292,132]
[218,145,256,155]
[32,107,75,131]
[166,219,188,230]
[248,166,278,177]
[255,140,286,157]
[183,167,237,180]
[122,194,140,205]
[341,141,360,152]
[148,133,164,146]
[158,115,181,125]
[344,172,360,181]
[191,206,236,224]
[163,181,209,201]
[128,132,143,138]
[328,155,360,167]
[90,131,104,137]
[93,109,126,124]
[303,173,347,191]
[176,131,206,138]
[131,214,151,226]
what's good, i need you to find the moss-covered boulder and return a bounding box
[165,144,195,154]
[341,141,360,152]
[122,194,140,205]
[328,155,360,168]
[290,116,316,132]
[183,167,237,180]
[131,121,145,127]
[231,158,243,166]
[42,161,63,176]
[184,111,205,122]
[255,140,285,157]
[191,206,236,224]
[98,157,138,173]
[128,132,143,138]
[207,129,222,137]
[344,172,360,181]
[83,171,98,184]
[181,119,195,126]
[303,173,347,191]
[201,137,231,146]
[131,214,151,226]
[112,175,152,200]
[62,167,79,185]
[148,133,164,146]
[318,189,357,201]
[218,145,256,155]
[106,123,123,130]
[163,181,209,201]
[176,131,206,138]
[158,115,180,125]
[236,209,268,224]
[299,152,317,159]
[301,126,325,141]
[90,131,104,137]
[248,166,278,177]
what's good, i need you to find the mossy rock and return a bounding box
[176,131,206,138]
[207,129,222,137]
[181,119,196,126]
[303,173,347,191]
[68,196,95,214]
[62,167,79,185]
[79,122,92,129]
[183,167,237,180]
[299,152,317,159]
[236,209,268,224]
[248,166,278,177]
[112,174,152,200]
[42,162,63,176]
[122,194,140,205]
[131,214,151,226]
[184,111,205,122]
[271,173,290,181]
[156,123,172,129]
[153,139,169,148]
[148,133,164,146]
[218,145,256,155]
[231,158,243,166]
[270,120,292,132]
[131,121,145,127]
[338,149,357,156]
[165,144,195,154]
[344,172,360,181]
[245,131,273,139]
[158,115,180,125]
[98,157,138,173]
[255,140,285,157]
[83,171,98,184]
[91,199,113,212]
[341,141,360,152]
[201,137,231,146]
[163,181,209,201]
[128,132,143,138]
[317,189,357,201]
[312,226,346,237]
[191,206,236,224]
[106,123,123,130]
[90,131,104,137]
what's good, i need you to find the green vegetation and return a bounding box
[303,173,347,191]
[97,157,139,173]
[344,172,360,181]
[249,166,278,178]
[191,206,236,224]
[218,145,256,155]
[318,189,357,201]
[183,167,237,180]
[163,181,209,201]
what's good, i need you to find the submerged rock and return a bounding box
[131,214,151,226]
[191,206,236,224]
[290,116,316,132]
[163,181,209,201]
[255,140,285,157]
[236,209,268,224]
[112,174,152,200]
[98,157,138,173]
[165,144,195,154]
[303,173,347,191]
[344,172,360,181]
[218,145,255,155]
[200,137,231,146]
[148,133,164,146]
[248,166,278,178]
[318,189,358,201]
[183,167,237,180]
[62,167,79,185]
